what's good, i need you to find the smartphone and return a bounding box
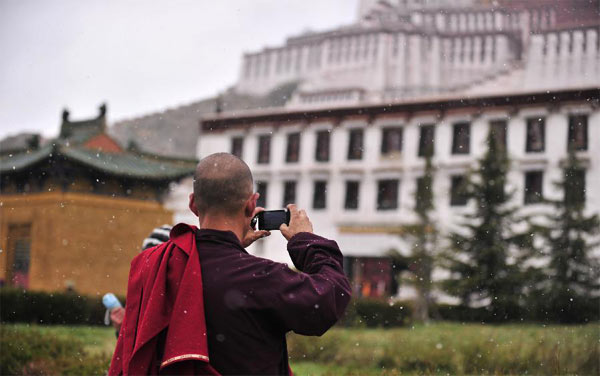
[254,209,290,231]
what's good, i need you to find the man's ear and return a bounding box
[188,193,199,217]
[245,192,259,217]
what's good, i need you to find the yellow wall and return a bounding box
[0,192,174,296]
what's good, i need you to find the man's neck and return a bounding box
[199,214,245,244]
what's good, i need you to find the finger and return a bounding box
[279,223,289,232]
[256,230,270,238]
[286,204,298,216]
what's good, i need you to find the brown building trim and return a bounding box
[201,87,599,133]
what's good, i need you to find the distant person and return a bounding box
[109,153,351,375]
[105,225,173,334]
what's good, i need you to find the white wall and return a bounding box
[192,104,599,267]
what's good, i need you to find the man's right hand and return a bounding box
[280,204,313,241]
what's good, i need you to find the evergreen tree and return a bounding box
[535,146,600,322]
[443,128,533,320]
[390,148,438,322]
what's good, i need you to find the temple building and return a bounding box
[0,104,195,295]
[235,0,599,108]
[193,0,600,299]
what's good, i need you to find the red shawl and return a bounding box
[109,223,219,375]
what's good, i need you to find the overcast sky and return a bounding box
[0,0,357,140]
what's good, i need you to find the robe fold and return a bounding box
[110,223,351,375]
[109,223,218,375]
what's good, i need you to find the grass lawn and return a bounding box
[1,323,598,375]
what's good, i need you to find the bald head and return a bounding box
[193,153,254,216]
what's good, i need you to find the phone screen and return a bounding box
[257,210,289,230]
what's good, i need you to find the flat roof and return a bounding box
[201,87,599,132]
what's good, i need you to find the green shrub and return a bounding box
[437,298,600,324]
[337,298,411,328]
[0,325,111,375]
[0,287,123,326]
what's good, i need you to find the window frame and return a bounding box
[381,126,403,155]
[524,170,544,204]
[285,132,301,163]
[344,180,360,210]
[257,135,271,164]
[525,117,545,153]
[256,181,268,208]
[315,130,330,162]
[347,128,364,160]
[231,136,244,159]
[418,124,435,157]
[489,119,507,151]
[450,175,469,206]
[568,114,588,151]
[282,180,297,207]
[312,180,327,209]
[376,179,399,211]
[451,122,471,155]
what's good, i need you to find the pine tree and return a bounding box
[443,128,533,320]
[390,148,438,322]
[535,146,600,322]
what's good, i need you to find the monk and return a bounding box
[109,152,351,375]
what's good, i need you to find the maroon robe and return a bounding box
[110,223,351,375]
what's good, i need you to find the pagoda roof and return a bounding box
[1,141,196,180]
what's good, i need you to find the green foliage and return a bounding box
[337,298,411,327]
[443,129,534,319]
[287,323,600,375]
[532,147,600,323]
[0,325,112,375]
[0,287,122,325]
[390,152,439,322]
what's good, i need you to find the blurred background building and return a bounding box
[196,0,600,299]
[0,104,195,295]
[1,0,597,299]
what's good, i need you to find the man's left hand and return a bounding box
[242,207,271,247]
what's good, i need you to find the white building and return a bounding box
[167,0,600,299]
[235,0,599,108]
[197,88,600,298]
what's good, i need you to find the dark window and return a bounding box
[524,171,543,204]
[257,135,271,164]
[286,133,301,163]
[381,127,403,155]
[565,169,586,204]
[283,181,296,206]
[490,119,507,151]
[568,114,588,151]
[348,129,364,160]
[415,176,433,212]
[231,137,244,158]
[450,175,469,206]
[315,130,330,162]
[418,125,435,157]
[256,181,267,208]
[377,179,399,210]
[526,117,545,152]
[313,181,327,209]
[451,122,470,154]
[345,181,360,210]
[7,224,31,288]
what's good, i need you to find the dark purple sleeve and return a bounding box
[250,232,352,336]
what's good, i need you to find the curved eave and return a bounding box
[0,144,194,181]
[0,144,55,174]
[61,147,195,181]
